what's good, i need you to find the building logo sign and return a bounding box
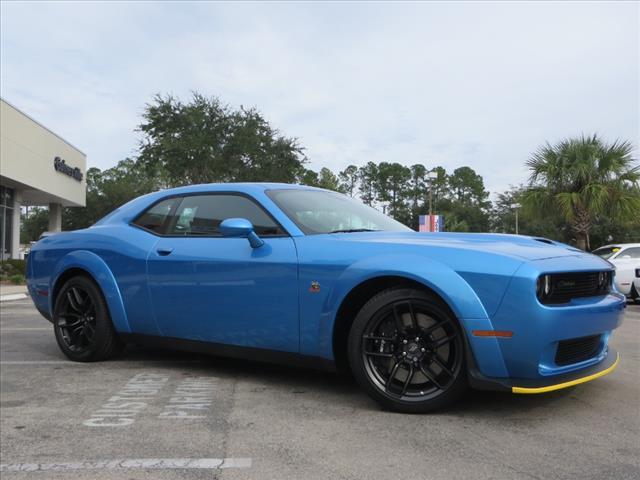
[54,156,83,182]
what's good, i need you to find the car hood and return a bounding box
[330,231,588,261]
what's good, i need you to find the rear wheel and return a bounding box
[53,275,123,362]
[348,288,467,413]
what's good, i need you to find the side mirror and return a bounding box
[219,218,264,248]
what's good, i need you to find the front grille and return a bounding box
[555,334,602,366]
[539,271,612,305]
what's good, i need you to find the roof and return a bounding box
[153,182,323,196]
[93,182,327,229]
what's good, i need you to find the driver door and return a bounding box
[145,193,299,353]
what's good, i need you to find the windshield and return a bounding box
[267,189,412,235]
[592,246,621,259]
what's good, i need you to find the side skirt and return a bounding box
[119,333,337,372]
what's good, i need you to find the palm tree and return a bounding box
[522,135,640,250]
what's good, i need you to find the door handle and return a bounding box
[156,247,174,256]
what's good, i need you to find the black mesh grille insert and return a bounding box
[540,271,612,305]
[555,335,602,366]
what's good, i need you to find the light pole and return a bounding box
[510,203,521,235]
[427,170,438,216]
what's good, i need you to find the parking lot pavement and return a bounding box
[1,300,639,480]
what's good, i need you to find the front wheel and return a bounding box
[53,275,124,362]
[348,288,467,413]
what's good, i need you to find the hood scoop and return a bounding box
[533,238,554,245]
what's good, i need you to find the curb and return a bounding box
[0,293,28,302]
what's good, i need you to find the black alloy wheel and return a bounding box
[53,275,123,362]
[57,285,97,352]
[348,288,467,413]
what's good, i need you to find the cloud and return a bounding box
[1,1,637,195]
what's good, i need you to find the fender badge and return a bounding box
[309,281,321,293]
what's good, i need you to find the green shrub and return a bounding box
[9,274,26,285]
[0,263,13,276]
[0,260,26,276]
[7,259,27,274]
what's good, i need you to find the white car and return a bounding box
[593,243,640,303]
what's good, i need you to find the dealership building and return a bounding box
[0,98,86,259]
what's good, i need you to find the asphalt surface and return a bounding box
[1,298,639,480]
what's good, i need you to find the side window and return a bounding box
[621,247,640,259]
[167,195,285,237]
[133,198,177,234]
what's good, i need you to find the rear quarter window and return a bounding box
[132,198,177,234]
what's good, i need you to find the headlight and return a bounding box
[536,274,552,300]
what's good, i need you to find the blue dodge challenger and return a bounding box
[27,183,625,412]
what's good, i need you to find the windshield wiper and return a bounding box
[328,228,380,234]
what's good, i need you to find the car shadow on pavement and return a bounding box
[116,344,576,415]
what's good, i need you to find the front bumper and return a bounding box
[463,256,626,392]
[469,347,619,393]
[512,350,619,394]
[469,253,626,378]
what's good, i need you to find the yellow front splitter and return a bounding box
[512,353,620,394]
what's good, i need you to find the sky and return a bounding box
[1,1,638,196]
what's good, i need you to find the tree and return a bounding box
[317,167,340,191]
[358,162,379,206]
[338,165,359,196]
[21,207,49,243]
[441,214,469,232]
[437,198,490,232]
[522,135,640,250]
[448,166,490,207]
[300,169,320,187]
[137,93,307,187]
[429,166,448,214]
[409,164,427,211]
[491,185,566,239]
[63,167,106,230]
[227,107,308,183]
[375,162,411,221]
[423,166,491,233]
[63,159,158,230]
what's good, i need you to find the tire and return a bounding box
[348,287,467,413]
[631,285,640,305]
[53,275,124,362]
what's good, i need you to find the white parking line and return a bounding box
[0,293,28,302]
[0,361,91,365]
[0,458,252,472]
[0,360,204,365]
[0,327,50,331]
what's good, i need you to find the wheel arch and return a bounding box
[322,254,505,376]
[50,251,132,333]
[51,267,93,305]
[332,275,462,372]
